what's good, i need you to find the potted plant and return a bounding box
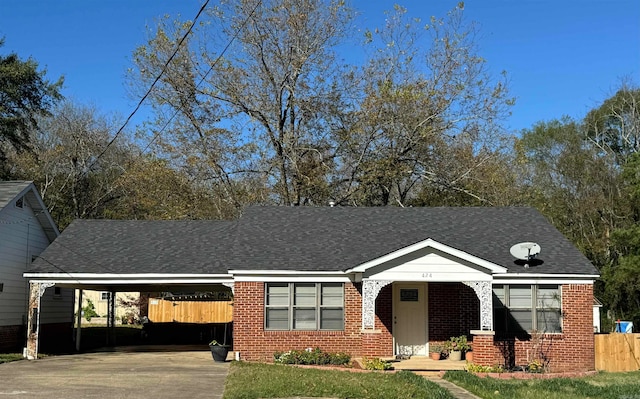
[209,340,230,362]
[429,344,443,360]
[445,335,470,361]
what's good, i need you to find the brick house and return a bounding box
[25,206,598,371]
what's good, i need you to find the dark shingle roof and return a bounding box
[29,206,599,276]
[0,180,32,209]
[29,220,235,274]
[229,206,598,275]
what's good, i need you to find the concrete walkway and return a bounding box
[421,375,483,399]
[0,350,229,399]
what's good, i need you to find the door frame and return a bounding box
[392,282,429,356]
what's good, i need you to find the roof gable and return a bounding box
[349,238,508,279]
[0,181,59,242]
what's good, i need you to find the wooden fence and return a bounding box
[595,333,640,372]
[147,299,233,323]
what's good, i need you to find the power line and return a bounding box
[86,0,211,173]
[137,0,262,156]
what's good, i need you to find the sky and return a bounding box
[0,0,638,134]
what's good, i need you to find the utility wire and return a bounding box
[86,0,211,173]
[137,0,262,156]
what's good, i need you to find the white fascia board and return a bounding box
[28,278,235,285]
[346,238,508,274]
[228,270,345,275]
[24,273,232,278]
[229,270,352,282]
[233,275,353,282]
[493,273,598,285]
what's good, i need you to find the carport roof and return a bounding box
[29,219,235,274]
[28,206,599,276]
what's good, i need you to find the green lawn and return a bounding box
[223,361,455,399]
[0,353,23,364]
[444,370,640,399]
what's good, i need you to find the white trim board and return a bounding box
[346,238,508,275]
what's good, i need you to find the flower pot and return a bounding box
[465,351,473,362]
[430,352,441,360]
[449,350,462,361]
[209,345,230,362]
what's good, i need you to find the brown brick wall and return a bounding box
[233,281,595,372]
[234,281,379,361]
[428,282,479,342]
[0,325,24,352]
[486,284,595,372]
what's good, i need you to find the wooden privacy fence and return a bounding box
[148,299,233,323]
[595,333,640,372]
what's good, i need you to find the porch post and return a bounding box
[462,281,493,331]
[361,280,392,330]
[75,289,83,352]
[25,281,55,359]
[107,290,116,346]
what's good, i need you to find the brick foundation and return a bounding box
[0,325,24,352]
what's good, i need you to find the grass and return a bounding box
[222,361,456,399]
[0,353,23,364]
[444,370,640,399]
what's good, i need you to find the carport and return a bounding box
[24,219,236,359]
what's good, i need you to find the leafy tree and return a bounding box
[516,117,622,270]
[0,39,63,177]
[130,0,353,207]
[9,101,133,228]
[602,152,640,327]
[584,83,640,166]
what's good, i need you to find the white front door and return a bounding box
[393,283,428,356]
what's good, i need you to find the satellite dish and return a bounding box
[510,242,541,268]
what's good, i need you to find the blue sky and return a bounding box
[1,0,638,133]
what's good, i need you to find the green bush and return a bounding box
[362,357,393,370]
[464,363,504,373]
[273,348,351,366]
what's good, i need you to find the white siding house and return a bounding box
[0,181,74,352]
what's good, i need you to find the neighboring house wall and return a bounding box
[75,290,140,320]
[0,187,73,352]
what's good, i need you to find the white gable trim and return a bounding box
[346,238,508,274]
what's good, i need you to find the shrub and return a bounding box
[464,363,504,373]
[362,357,393,370]
[273,348,351,366]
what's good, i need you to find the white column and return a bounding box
[361,280,392,330]
[25,282,55,359]
[462,281,493,331]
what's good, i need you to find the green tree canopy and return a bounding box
[0,39,63,177]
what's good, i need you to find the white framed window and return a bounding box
[265,283,344,331]
[100,292,110,301]
[493,284,562,334]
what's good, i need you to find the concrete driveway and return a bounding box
[0,350,229,398]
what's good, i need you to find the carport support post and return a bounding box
[25,281,55,359]
[106,290,116,346]
[75,289,83,351]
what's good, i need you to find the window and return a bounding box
[265,283,344,331]
[15,197,23,209]
[53,287,62,298]
[100,292,110,301]
[493,284,561,334]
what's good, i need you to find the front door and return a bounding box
[393,283,428,356]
